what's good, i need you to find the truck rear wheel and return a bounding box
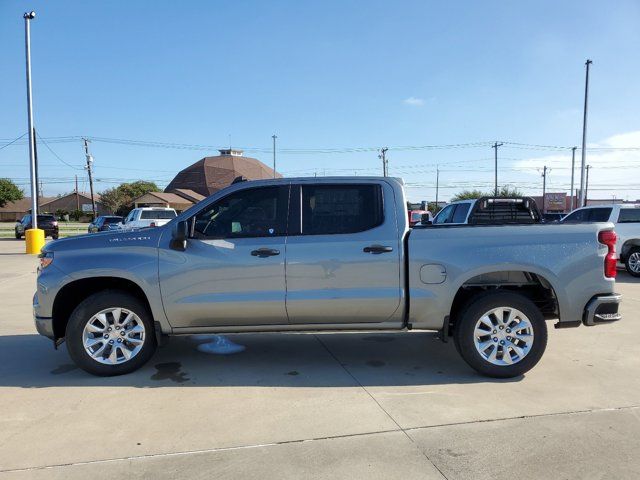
[454,291,547,378]
[66,290,157,376]
[625,248,640,277]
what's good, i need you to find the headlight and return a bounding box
[38,251,54,269]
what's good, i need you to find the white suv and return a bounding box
[121,207,177,231]
[562,204,640,276]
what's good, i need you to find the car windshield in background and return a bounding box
[104,217,123,224]
[37,215,56,222]
[140,210,177,220]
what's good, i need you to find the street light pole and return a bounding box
[579,59,592,208]
[492,141,503,196]
[271,134,277,177]
[24,11,38,230]
[569,146,577,211]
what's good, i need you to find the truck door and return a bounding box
[285,181,403,325]
[158,185,290,328]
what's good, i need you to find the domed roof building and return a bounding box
[164,149,281,197]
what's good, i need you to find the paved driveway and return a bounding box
[0,238,639,479]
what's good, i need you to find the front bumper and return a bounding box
[583,293,622,326]
[35,316,55,339]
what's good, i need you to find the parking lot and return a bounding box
[0,238,639,479]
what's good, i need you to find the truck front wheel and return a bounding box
[454,291,547,378]
[66,290,157,376]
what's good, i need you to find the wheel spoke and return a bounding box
[90,343,107,359]
[120,346,133,360]
[85,337,103,348]
[111,308,122,325]
[479,315,493,329]
[501,346,513,364]
[508,341,525,358]
[126,336,144,346]
[108,345,119,363]
[96,313,109,328]
[487,344,498,362]
[120,312,134,327]
[86,322,105,333]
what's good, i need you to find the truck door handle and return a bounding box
[363,245,393,254]
[251,248,280,258]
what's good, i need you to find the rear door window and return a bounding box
[301,184,383,235]
[140,210,177,220]
[617,208,640,223]
[563,209,588,222]
[587,208,612,222]
[452,203,471,223]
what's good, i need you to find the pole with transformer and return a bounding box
[579,60,592,208]
[83,138,97,219]
[23,11,44,253]
[379,148,388,176]
[271,134,277,178]
[540,166,549,214]
[492,141,503,196]
[569,146,577,211]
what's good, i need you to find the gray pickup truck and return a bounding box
[34,177,621,378]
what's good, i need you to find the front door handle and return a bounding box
[251,248,280,258]
[363,245,393,254]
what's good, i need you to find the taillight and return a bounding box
[598,230,617,278]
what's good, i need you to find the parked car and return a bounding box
[34,177,620,378]
[562,204,640,276]
[426,197,541,226]
[15,214,59,239]
[88,216,124,233]
[120,207,177,230]
[408,209,431,227]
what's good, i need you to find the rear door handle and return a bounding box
[251,248,280,258]
[363,245,393,254]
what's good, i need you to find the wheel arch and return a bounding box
[620,239,640,262]
[52,277,153,340]
[447,269,560,337]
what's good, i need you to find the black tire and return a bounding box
[624,247,640,277]
[453,291,548,378]
[15,231,21,239]
[66,290,157,376]
[51,234,59,240]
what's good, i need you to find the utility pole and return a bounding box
[435,166,440,209]
[379,147,389,176]
[584,165,592,205]
[579,59,592,208]
[492,141,503,196]
[83,138,97,219]
[271,134,277,178]
[24,11,38,231]
[75,175,80,211]
[569,146,577,211]
[540,166,549,214]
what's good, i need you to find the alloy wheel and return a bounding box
[473,307,534,366]
[82,307,146,365]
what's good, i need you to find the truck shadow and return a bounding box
[616,271,640,284]
[0,331,522,388]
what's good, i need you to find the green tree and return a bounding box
[450,189,485,202]
[0,178,24,208]
[496,185,522,197]
[427,202,442,214]
[99,180,159,216]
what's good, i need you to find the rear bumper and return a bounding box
[583,293,622,326]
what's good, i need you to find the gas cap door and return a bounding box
[420,264,447,284]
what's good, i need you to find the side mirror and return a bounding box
[421,213,432,225]
[170,220,188,251]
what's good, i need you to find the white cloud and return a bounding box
[403,96,424,107]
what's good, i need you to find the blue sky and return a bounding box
[1,0,640,201]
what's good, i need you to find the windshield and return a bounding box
[140,210,177,220]
[103,217,123,224]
